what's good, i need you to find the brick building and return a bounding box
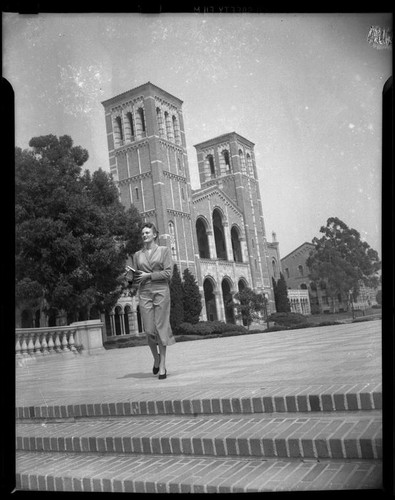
[101,82,280,337]
[281,242,380,315]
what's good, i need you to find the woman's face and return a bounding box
[142,226,156,245]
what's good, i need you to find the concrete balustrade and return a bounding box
[15,320,105,360]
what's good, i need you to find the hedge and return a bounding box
[267,312,307,327]
[176,321,247,336]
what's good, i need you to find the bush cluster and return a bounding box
[267,312,307,327]
[176,321,247,336]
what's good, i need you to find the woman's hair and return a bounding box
[141,222,158,240]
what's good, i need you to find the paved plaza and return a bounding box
[15,320,384,493]
[16,320,381,407]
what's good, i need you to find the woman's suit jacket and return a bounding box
[132,244,175,346]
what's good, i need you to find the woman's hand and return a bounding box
[134,271,151,285]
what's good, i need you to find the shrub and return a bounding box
[286,323,312,330]
[267,312,307,327]
[265,325,287,332]
[316,321,342,326]
[310,304,321,315]
[176,321,247,336]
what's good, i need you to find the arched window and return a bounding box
[220,149,231,175]
[138,108,146,132]
[203,278,217,322]
[125,111,135,141]
[135,187,139,200]
[114,306,122,336]
[213,209,227,260]
[239,149,247,174]
[196,218,210,258]
[231,226,243,262]
[206,154,215,179]
[285,268,290,278]
[222,278,235,324]
[168,221,177,259]
[298,265,304,276]
[177,157,183,172]
[238,279,247,293]
[181,187,185,200]
[114,116,124,146]
[223,150,231,170]
[172,115,181,145]
[124,305,131,335]
[272,259,277,278]
[300,283,308,290]
[164,111,173,142]
[136,107,146,137]
[156,107,165,138]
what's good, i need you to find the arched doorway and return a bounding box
[124,305,131,335]
[196,218,210,258]
[114,306,122,335]
[237,279,249,326]
[203,278,217,322]
[231,226,243,262]
[222,278,235,324]
[213,209,227,260]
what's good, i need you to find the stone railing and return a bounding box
[15,320,105,361]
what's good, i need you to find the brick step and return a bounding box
[15,387,382,420]
[16,411,382,460]
[15,450,382,492]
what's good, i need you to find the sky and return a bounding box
[3,12,392,259]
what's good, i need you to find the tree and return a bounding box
[234,287,268,329]
[306,217,381,312]
[15,134,142,323]
[182,268,202,324]
[170,264,184,332]
[273,273,291,312]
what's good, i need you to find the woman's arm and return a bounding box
[151,247,173,282]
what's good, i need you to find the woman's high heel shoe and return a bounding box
[153,355,160,375]
[158,369,167,380]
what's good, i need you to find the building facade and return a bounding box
[101,82,280,337]
[281,242,380,314]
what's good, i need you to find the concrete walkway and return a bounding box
[15,320,383,493]
[16,321,381,409]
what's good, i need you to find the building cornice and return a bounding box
[101,82,183,108]
[280,242,315,262]
[194,131,255,149]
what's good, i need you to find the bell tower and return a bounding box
[194,132,272,294]
[102,82,199,276]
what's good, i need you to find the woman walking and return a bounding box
[128,223,175,379]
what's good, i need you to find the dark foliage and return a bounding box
[182,268,202,324]
[15,134,142,322]
[170,264,184,332]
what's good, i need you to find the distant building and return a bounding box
[101,82,281,337]
[281,242,380,314]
